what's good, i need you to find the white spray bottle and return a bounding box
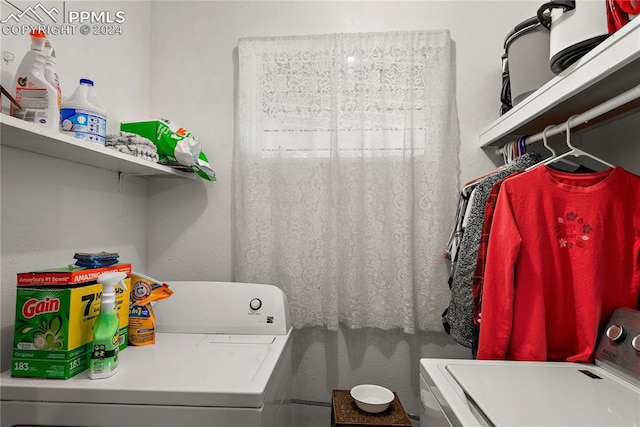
[89,272,127,379]
[11,30,59,130]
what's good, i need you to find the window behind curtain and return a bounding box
[234,30,460,333]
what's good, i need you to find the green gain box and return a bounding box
[11,280,130,379]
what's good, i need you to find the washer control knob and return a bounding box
[606,324,626,343]
[249,298,262,311]
[632,334,640,352]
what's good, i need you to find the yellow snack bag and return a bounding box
[128,272,173,346]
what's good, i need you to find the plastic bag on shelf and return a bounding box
[120,119,216,182]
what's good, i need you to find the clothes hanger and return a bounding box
[501,137,527,165]
[462,139,517,191]
[462,134,531,192]
[526,125,555,171]
[542,114,614,169]
[526,124,581,171]
[502,140,512,165]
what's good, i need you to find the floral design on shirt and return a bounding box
[554,211,592,249]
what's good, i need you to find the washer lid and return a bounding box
[447,363,640,426]
[1,332,291,408]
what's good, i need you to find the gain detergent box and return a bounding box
[11,279,130,379]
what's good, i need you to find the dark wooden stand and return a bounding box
[330,389,412,427]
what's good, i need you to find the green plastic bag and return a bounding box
[121,119,216,182]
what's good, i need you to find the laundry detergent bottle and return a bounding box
[89,272,127,380]
[60,79,107,144]
[11,30,60,129]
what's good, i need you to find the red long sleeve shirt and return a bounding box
[477,166,640,362]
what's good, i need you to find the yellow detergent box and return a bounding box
[11,279,130,379]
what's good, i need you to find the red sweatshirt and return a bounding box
[477,166,640,362]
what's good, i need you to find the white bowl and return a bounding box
[350,384,394,413]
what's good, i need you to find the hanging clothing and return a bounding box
[471,178,512,328]
[445,164,513,268]
[469,174,523,356]
[445,186,475,272]
[477,165,640,362]
[443,152,541,347]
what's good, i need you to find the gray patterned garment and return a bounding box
[444,153,542,348]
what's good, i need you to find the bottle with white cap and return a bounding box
[60,78,107,145]
[89,271,127,379]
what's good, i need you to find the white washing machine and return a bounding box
[1,281,292,427]
[420,307,640,427]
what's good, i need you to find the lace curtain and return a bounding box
[233,30,459,333]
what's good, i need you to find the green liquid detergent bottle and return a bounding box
[89,271,127,379]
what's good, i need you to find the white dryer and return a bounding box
[1,281,292,427]
[420,307,640,426]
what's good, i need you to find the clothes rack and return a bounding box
[496,83,640,155]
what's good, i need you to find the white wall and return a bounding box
[581,109,640,172]
[0,1,152,370]
[145,1,540,422]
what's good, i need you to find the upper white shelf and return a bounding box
[479,17,640,148]
[0,114,195,179]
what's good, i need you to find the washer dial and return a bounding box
[249,298,262,311]
[606,324,626,343]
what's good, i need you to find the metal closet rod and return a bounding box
[496,83,640,155]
